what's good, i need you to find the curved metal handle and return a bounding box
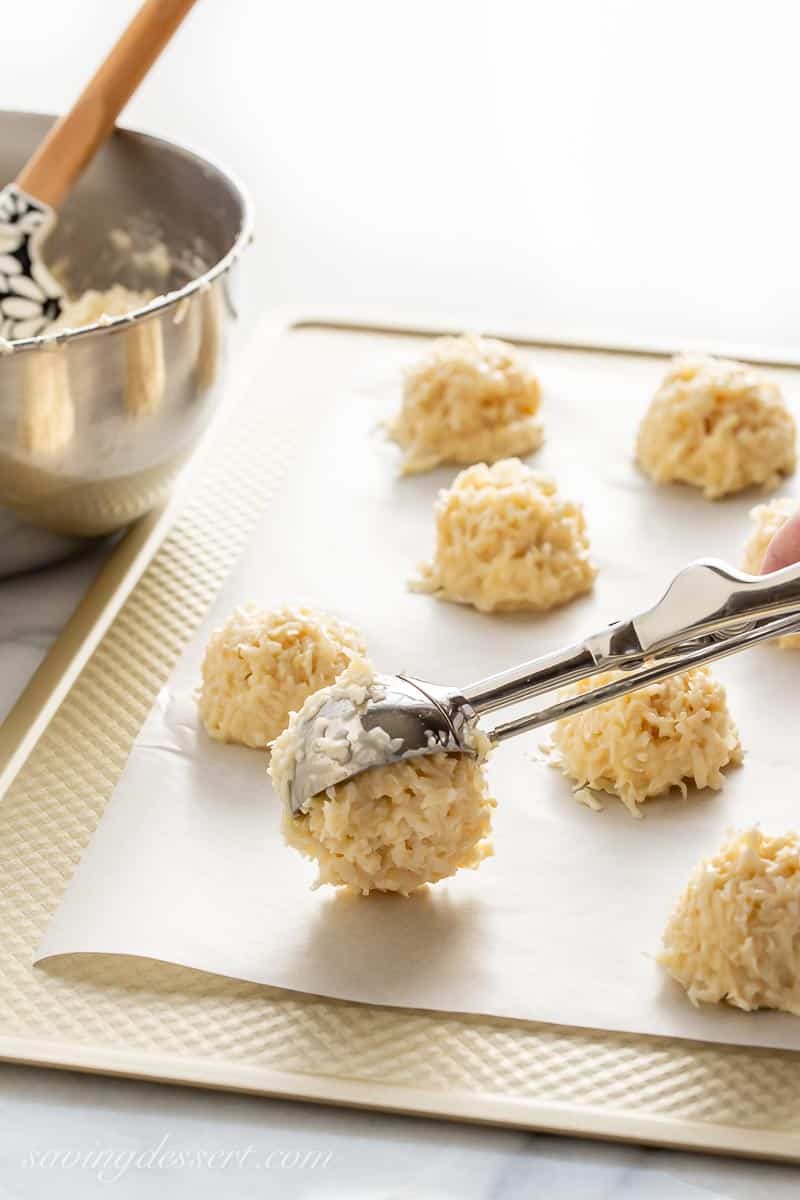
[488,608,800,744]
[461,558,800,744]
[633,558,800,653]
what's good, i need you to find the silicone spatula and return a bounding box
[0,0,199,341]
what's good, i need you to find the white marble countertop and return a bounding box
[2,1,800,1194]
[1,1059,799,1200]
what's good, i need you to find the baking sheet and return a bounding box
[37,327,800,1051]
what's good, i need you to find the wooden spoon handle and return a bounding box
[17,0,199,209]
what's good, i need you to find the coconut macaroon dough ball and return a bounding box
[660,828,800,1014]
[742,498,800,649]
[270,659,495,895]
[197,605,367,749]
[388,333,543,474]
[411,458,596,613]
[636,355,796,499]
[549,666,741,818]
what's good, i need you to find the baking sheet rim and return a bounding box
[3,1030,800,1162]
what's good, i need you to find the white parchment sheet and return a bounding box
[38,328,800,1051]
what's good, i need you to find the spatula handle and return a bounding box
[17,0,199,209]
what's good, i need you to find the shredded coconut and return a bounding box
[269,658,400,804]
[388,333,543,474]
[636,355,796,499]
[548,666,741,817]
[197,605,367,749]
[271,660,495,894]
[660,828,800,1014]
[742,497,800,648]
[410,458,596,613]
[280,752,494,896]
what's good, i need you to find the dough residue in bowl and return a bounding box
[108,228,172,278]
[51,284,154,332]
[19,285,165,430]
[17,350,74,455]
[410,457,596,613]
[388,333,543,474]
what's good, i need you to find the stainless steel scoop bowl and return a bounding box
[285,558,800,813]
[288,674,475,809]
[0,110,253,575]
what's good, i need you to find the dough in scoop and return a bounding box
[271,659,495,894]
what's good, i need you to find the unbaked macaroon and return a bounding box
[548,666,741,818]
[636,355,796,499]
[410,458,596,613]
[388,333,543,474]
[197,605,367,749]
[271,659,495,895]
[742,497,800,649]
[660,828,800,1014]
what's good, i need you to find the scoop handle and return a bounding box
[463,558,800,744]
[17,0,199,210]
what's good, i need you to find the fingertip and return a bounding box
[761,509,800,573]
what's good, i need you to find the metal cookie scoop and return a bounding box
[287,558,800,814]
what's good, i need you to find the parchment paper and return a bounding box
[37,327,800,1050]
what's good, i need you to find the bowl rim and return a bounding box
[0,111,255,356]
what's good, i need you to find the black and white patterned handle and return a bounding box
[0,184,63,340]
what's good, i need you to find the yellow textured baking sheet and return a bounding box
[3,313,800,1163]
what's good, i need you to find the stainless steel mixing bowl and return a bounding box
[0,110,253,575]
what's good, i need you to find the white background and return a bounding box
[2,1,800,1196]
[10,0,800,348]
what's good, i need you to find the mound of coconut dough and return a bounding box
[411,458,596,613]
[388,333,543,474]
[660,828,800,1014]
[636,355,796,499]
[742,497,800,649]
[197,605,367,749]
[548,666,741,817]
[271,659,495,894]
